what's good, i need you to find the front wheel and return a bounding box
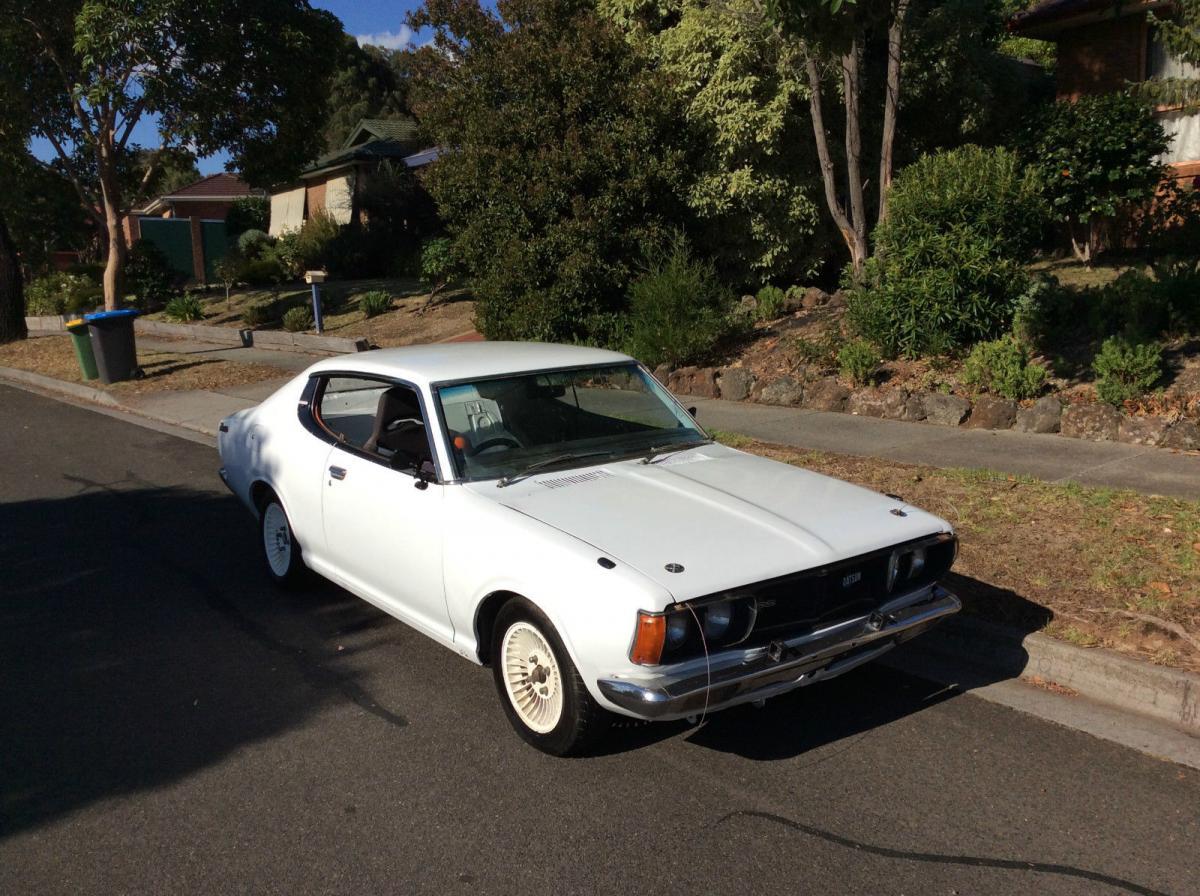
[259,493,305,588]
[491,600,609,756]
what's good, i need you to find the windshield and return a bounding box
[435,363,708,481]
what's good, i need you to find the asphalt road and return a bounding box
[2,382,1198,896]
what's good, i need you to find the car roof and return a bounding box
[305,341,637,387]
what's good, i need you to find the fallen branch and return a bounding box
[1097,608,1200,654]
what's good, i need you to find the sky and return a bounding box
[29,0,427,180]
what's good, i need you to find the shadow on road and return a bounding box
[0,480,391,840]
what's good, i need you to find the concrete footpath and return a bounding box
[689,395,1200,501]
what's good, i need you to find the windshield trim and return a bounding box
[430,361,710,484]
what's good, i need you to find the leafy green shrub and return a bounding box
[238,258,285,287]
[225,197,270,237]
[24,272,96,315]
[1092,337,1162,406]
[421,237,453,294]
[125,240,179,308]
[294,210,341,272]
[623,240,735,368]
[793,332,842,371]
[282,306,313,333]
[838,339,881,386]
[237,228,273,257]
[241,302,272,328]
[961,337,1046,400]
[358,290,392,318]
[64,262,105,283]
[848,146,1046,358]
[164,294,205,322]
[755,285,786,321]
[1019,93,1168,262]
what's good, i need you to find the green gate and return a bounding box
[201,221,230,283]
[137,218,194,279]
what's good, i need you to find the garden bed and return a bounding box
[147,277,478,348]
[661,267,1200,451]
[715,432,1200,673]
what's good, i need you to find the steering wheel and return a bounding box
[464,436,522,457]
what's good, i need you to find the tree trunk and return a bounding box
[0,211,27,344]
[841,40,868,276]
[805,54,862,277]
[96,136,127,311]
[878,0,910,227]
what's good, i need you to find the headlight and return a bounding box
[665,613,690,648]
[703,603,733,640]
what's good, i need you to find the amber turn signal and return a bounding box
[630,611,665,666]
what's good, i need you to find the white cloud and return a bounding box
[354,26,415,50]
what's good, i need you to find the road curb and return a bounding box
[0,366,121,407]
[889,615,1200,734]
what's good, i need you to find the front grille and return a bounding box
[736,533,956,647]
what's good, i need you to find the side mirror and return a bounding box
[687,406,697,418]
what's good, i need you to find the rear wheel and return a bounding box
[491,600,608,756]
[259,493,305,588]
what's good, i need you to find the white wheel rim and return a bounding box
[501,622,564,734]
[263,503,292,577]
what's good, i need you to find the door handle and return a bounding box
[329,466,347,481]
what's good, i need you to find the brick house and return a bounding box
[268,117,439,236]
[125,173,266,283]
[1008,0,1200,184]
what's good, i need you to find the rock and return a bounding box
[900,392,927,421]
[920,392,971,426]
[1014,396,1063,434]
[1162,419,1200,451]
[800,287,831,310]
[1061,403,1121,441]
[668,366,718,398]
[759,376,804,407]
[716,368,754,402]
[827,288,848,308]
[966,395,1016,430]
[1118,415,1168,447]
[651,363,671,386]
[803,377,850,412]
[848,388,888,417]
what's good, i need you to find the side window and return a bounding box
[316,377,433,470]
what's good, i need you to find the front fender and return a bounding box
[442,487,672,711]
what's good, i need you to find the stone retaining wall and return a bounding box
[657,364,1200,450]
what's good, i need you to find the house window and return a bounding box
[1146,26,1200,165]
[1147,25,1200,82]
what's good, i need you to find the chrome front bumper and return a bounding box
[597,585,960,721]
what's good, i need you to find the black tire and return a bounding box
[491,599,609,756]
[258,491,305,588]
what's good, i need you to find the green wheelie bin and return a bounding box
[65,318,99,381]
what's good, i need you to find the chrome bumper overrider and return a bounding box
[597,585,960,721]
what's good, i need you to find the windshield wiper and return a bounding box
[496,451,615,488]
[639,438,713,464]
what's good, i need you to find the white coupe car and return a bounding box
[218,342,959,755]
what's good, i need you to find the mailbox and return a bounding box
[304,270,327,285]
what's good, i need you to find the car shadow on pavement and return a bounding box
[668,573,1048,762]
[0,483,392,840]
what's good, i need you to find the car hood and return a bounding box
[467,444,950,600]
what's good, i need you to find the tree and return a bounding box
[320,36,437,151]
[764,0,913,277]
[0,0,342,310]
[1139,2,1200,111]
[1019,93,1168,263]
[600,0,826,288]
[409,0,690,343]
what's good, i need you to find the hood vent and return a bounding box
[538,470,612,490]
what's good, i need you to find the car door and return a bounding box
[313,375,452,644]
